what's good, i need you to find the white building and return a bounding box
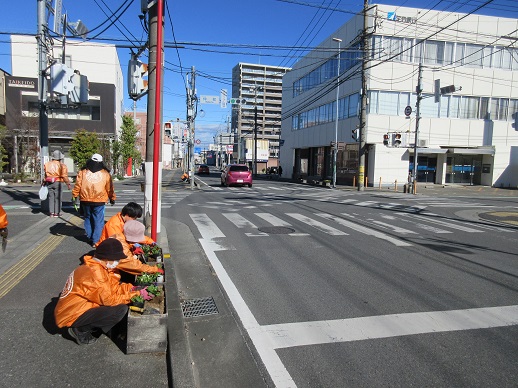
[281,4,518,187]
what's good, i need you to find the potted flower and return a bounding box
[142,244,163,261]
[136,272,159,286]
[130,295,145,309]
[146,284,161,297]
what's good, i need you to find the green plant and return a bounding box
[146,285,161,297]
[136,272,158,285]
[142,244,162,256]
[131,295,144,304]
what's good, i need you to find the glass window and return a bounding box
[401,38,413,62]
[372,36,382,60]
[420,94,439,117]
[509,99,518,121]
[424,40,444,65]
[498,98,509,120]
[399,92,410,114]
[378,91,399,115]
[348,93,359,118]
[460,96,479,119]
[450,96,460,118]
[502,48,512,70]
[444,42,454,65]
[465,44,483,68]
[368,90,378,114]
[455,43,465,66]
[440,95,449,118]
[482,46,492,68]
[479,97,489,120]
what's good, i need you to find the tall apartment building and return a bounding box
[231,63,290,170]
[281,4,518,187]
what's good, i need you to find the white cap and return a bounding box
[91,153,103,162]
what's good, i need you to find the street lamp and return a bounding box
[332,37,342,189]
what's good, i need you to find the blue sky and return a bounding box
[1,0,515,148]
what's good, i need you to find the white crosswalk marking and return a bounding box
[255,213,292,227]
[370,220,418,234]
[223,213,257,228]
[322,213,412,247]
[190,214,225,239]
[286,213,348,235]
[399,213,484,233]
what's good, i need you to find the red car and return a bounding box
[197,164,210,175]
[221,164,253,187]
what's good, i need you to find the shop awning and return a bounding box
[450,148,495,155]
[409,148,448,154]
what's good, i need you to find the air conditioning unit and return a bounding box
[418,139,429,147]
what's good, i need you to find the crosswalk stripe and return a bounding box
[286,213,348,235]
[190,214,226,239]
[399,213,484,233]
[223,213,257,228]
[325,213,412,246]
[370,220,418,234]
[255,213,292,227]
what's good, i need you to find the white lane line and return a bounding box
[199,239,296,387]
[286,213,348,236]
[322,213,412,247]
[255,213,292,227]
[190,214,226,239]
[262,305,518,349]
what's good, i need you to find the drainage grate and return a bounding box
[181,296,219,318]
[258,226,296,234]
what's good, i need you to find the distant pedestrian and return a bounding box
[278,165,283,177]
[54,238,152,345]
[72,154,116,247]
[44,150,71,217]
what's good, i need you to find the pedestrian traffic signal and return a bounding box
[352,128,358,141]
[394,133,402,146]
[383,134,389,146]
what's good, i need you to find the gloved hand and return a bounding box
[72,197,79,212]
[133,243,141,248]
[133,247,144,255]
[140,287,153,301]
[131,285,142,291]
[156,268,164,274]
[109,199,115,206]
[0,228,8,238]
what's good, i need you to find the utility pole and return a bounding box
[412,63,423,194]
[37,0,49,182]
[145,0,164,240]
[358,0,369,191]
[254,105,258,176]
[186,67,196,190]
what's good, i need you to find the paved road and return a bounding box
[172,173,518,387]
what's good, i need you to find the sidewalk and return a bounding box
[0,172,267,388]
[0,211,170,387]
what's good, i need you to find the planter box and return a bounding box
[125,278,168,354]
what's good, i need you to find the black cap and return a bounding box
[95,238,126,260]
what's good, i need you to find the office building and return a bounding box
[231,62,290,171]
[280,4,518,187]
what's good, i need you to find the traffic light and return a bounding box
[383,134,389,146]
[352,128,358,141]
[128,58,148,98]
[394,133,402,147]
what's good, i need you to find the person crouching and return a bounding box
[54,238,152,345]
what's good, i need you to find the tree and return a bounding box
[0,124,9,173]
[119,115,141,175]
[69,129,101,169]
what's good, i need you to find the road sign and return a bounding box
[226,144,233,154]
[199,95,220,104]
[404,105,412,117]
[195,139,201,144]
[220,89,227,109]
[279,139,285,146]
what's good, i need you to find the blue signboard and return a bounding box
[194,147,202,154]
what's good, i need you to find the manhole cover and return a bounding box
[181,296,219,318]
[258,226,296,234]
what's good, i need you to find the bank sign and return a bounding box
[387,11,417,24]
